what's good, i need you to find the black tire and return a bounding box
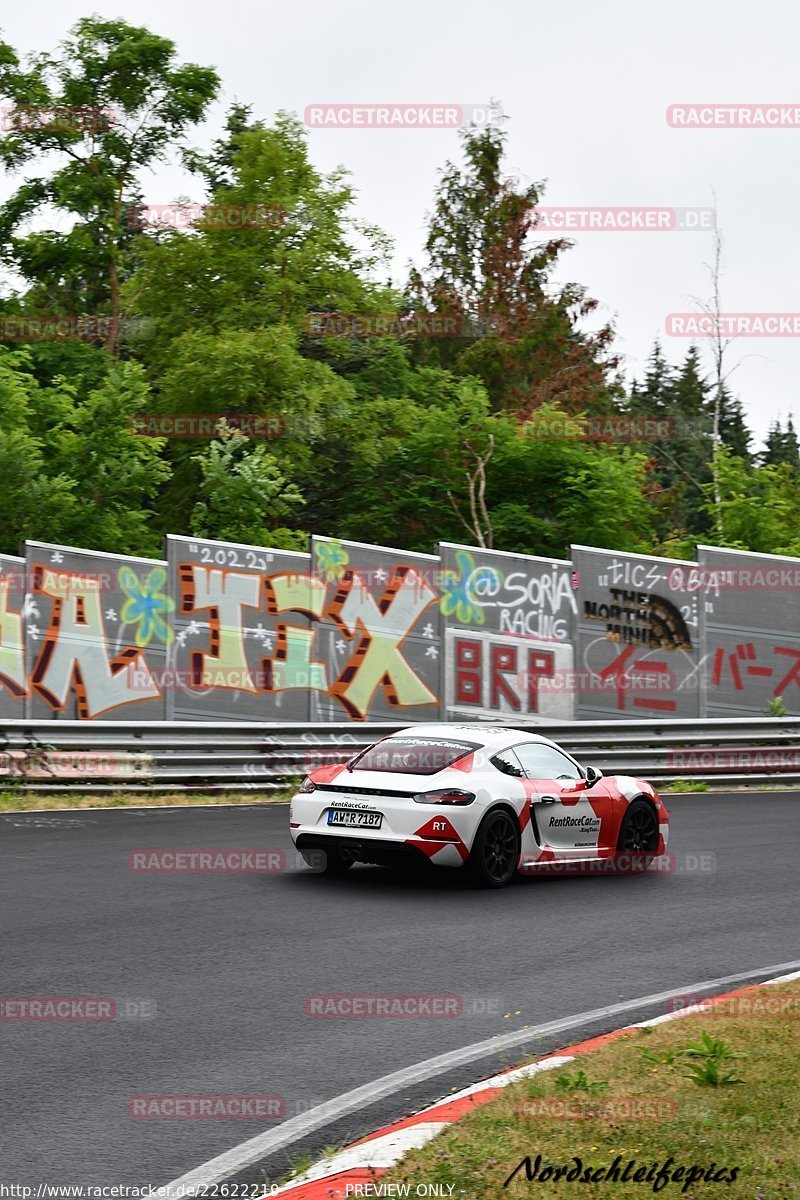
[614,799,659,873]
[300,845,356,875]
[466,809,521,888]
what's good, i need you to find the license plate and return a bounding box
[327,809,383,829]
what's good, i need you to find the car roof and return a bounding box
[387,723,558,751]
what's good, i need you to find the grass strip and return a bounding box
[384,980,800,1197]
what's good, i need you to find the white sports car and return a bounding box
[290,724,670,887]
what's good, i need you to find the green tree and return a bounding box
[761,416,799,470]
[0,18,219,349]
[408,121,620,416]
[183,101,254,192]
[627,343,712,543]
[628,342,673,417]
[189,432,306,550]
[128,111,390,370]
[0,344,173,557]
[0,349,76,553]
[717,382,751,460]
[34,360,170,556]
[624,341,754,550]
[700,448,800,555]
[148,324,356,534]
[330,383,656,557]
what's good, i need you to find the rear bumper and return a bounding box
[290,790,476,867]
[294,832,440,869]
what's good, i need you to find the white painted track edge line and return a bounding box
[270,1058,579,1194]
[151,958,800,1195]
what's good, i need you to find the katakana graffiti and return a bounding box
[698,545,800,716]
[572,545,700,718]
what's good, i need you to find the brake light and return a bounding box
[413,788,475,805]
[299,777,316,793]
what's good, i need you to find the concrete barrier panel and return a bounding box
[8,532,796,723]
[309,536,443,722]
[697,545,800,716]
[23,541,169,720]
[438,542,576,722]
[572,545,700,719]
[166,535,314,721]
[0,553,27,717]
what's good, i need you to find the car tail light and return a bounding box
[299,777,316,793]
[413,788,475,806]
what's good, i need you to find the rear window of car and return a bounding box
[352,738,482,775]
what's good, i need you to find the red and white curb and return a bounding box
[270,969,800,1197]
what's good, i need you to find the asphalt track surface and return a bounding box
[2,792,799,1188]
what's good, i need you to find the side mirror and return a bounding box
[584,765,604,786]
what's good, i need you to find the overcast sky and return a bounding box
[2,0,798,445]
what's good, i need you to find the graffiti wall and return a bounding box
[308,537,443,722]
[697,545,800,717]
[163,535,444,723]
[572,545,701,719]
[0,532,795,723]
[0,554,26,718]
[23,541,170,720]
[438,543,576,721]
[166,535,314,721]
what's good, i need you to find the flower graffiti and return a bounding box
[438,550,500,625]
[315,539,349,583]
[119,566,175,647]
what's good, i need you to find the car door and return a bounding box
[511,742,610,857]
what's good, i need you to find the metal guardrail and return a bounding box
[1,717,800,792]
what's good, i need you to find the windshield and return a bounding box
[352,737,482,775]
